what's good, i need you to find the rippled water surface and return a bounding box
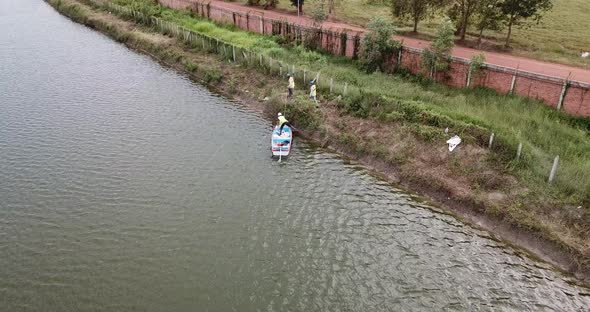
[1,0,589,311]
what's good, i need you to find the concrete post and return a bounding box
[516,143,522,161]
[466,65,473,87]
[510,68,518,95]
[548,156,560,183]
[488,133,495,149]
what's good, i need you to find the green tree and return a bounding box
[447,0,480,41]
[391,0,444,33]
[361,16,402,73]
[290,0,304,13]
[500,0,553,47]
[474,0,505,47]
[421,17,456,75]
[264,0,279,9]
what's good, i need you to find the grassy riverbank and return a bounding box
[47,0,589,277]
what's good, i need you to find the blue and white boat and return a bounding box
[271,125,292,158]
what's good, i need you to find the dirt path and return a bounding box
[207,0,590,84]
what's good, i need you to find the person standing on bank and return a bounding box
[287,73,295,98]
[309,80,318,107]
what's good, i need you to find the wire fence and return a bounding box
[100,1,566,186]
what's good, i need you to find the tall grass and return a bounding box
[112,0,590,203]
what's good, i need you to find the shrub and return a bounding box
[360,16,401,73]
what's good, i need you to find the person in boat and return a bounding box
[309,80,318,107]
[287,73,295,98]
[277,112,291,135]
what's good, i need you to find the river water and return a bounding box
[1,0,589,311]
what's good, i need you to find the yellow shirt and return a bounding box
[278,115,288,125]
[288,77,295,89]
[310,85,316,97]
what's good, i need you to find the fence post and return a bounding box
[330,78,334,94]
[269,57,273,74]
[488,133,495,149]
[466,64,473,87]
[548,156,560,183]
[279,64,283,76]
[397,48,402,67]
[260,18,264,34]
[232,45,236,62]
[259,54,263,66]
[202,36,206,50]
[291,64,295,75]
[510,66,518,95]
[303,70,307,84]
[516,143,522,161]
[344,82,348,96]
[557,76,570,111]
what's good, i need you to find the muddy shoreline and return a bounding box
[46,0,590,284]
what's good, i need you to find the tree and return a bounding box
[290,0,304,14]
[447,0,480,41]
[391,0,444,33]
[421,17,456,75]
[500,0,552,47]
[264,0,279,9]
[474,0,504,47]
[361,16,402,73]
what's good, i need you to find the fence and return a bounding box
[158,0,590,118]
[99,1,565,186]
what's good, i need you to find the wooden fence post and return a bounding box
[344,82,348,96]
[516,143,522,161]
[303,69,306,84]
[488,133,495,149]
[548,156,560,183]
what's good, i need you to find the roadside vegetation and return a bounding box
[261,0,590,69]
[50,0,590,271]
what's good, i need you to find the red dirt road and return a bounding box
[209,0,590,84]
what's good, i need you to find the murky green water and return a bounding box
[1,0,589,311]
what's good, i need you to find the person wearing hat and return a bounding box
[309,80,317,106]
[277,112,291,135]
[287,73,295,98]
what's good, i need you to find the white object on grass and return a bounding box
[447,135,461,152]
[582,52,590,58]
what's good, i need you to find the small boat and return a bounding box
[271,125,292,158]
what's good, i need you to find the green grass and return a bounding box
[111,0,590,203]
[265,0,590,69]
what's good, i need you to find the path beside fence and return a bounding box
[159,0,590,118]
